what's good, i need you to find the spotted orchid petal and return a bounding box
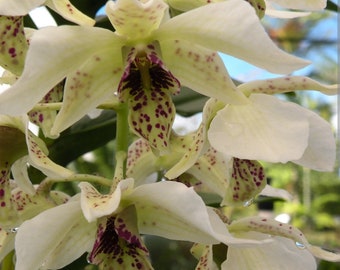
[160,39,247,105]
[191,243,218,270]
[15,200,96,270]
[239,76,338,96]
[0,0,95,26]
[50,41,124,136]
[88,207,153,270]
[208,94,310,163]
[126,139,159,185]
[45,0,95,26]
[222,231,317,270]
[28,82,63,139]
[155,0,309,74]
[118,44,179,153]
[0,16,28,75]
[11,156,35,195]
[79,179,134,223]
[106,0,168,40]
[228,216,340,262]
[0,26,123,116]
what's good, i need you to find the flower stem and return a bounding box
[112,102,129,189]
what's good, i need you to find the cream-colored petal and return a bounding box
[45,0,95,26]
[208,94,309,162]
[0,26,122,115]
[0,228,15,262]
[268,0,327,10]
[15,201,96,270]
[160,39,247,105]
[0,0,44,15]
[11,156,35,195]
[106,0,168,40]
[79,179,134,222]
[239,76,338,96]
[155,0,309,74]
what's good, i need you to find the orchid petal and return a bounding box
[89,208,153,270]
[222,232,317,270]
[165,0,223,12]
[15,201,96,270]
[50,45,124,136]
[239,76,338,96]
[79,179,134,222]
[0,228,15,262]
[106,0,168,40]
[155,0,309,74]
[268,0,327,11]
[260,184,293,201]
[0,0,44,16]
[292,108,336,171]
[45,0,95,26]
[126,181,222,244]
[191,244,218,270]
[28,82,63,139]
[160,39,247,105]
[126,139,159,185]
[208,94,309,162]
[11,156,35,195]
[228,216,340,262]
[266,9,311,18]
[26,130,73,178]
[0,26,122,115]
[223,158,266,206]
[0,16,28,75]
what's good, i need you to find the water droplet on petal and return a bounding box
[295,242,306,249]
[243,199,254,207]
[6,227,18,233]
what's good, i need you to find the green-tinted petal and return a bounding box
[223,158,266,206]
[126,139,159,185]
[106,0,168,41]
[15,201,96,270]
[0,26,122,115]
[50,45,124,136]
[28,82,63,139]
[165,0,223,12]
[79,179,134,222]
[0,228,15,262]
[239,76,338,96]
[45,0,95,26]
[208,94,309,162]
[0,16,28,75]
[155,0,309,74]
[160,39,247,105]
[89,208,153,270]
[0,0,44,15]
[11,156,35,195]
[191,244,218,270]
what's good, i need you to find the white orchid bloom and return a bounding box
[0,0,308,152]
[0,0,95,26]
[208,76,337,171]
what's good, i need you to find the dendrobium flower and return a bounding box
[14,178,262,269]
[207,76,338,171]
[193,216,340,270]
[0,0,95,26]
[0,0,309,153]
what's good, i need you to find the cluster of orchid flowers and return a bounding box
[0,0,339,269]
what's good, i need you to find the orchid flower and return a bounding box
[0,0,308,153]
[0,183,70,263]
[14,178,262,269]
[0,0,95,26]
[207,76,337,171]
[192,216,340,270]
